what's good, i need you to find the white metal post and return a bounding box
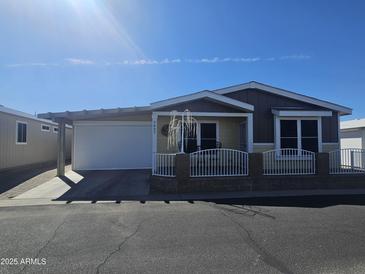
[152,113,158,172]
[247,113,253,153]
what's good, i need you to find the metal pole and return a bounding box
[57,120,66,177]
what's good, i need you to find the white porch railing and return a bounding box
[263,149,316,175]
[190,149,249,177]
[152,153,176,177]
[329,149,365,174]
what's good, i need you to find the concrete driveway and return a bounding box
[14,169,150,201]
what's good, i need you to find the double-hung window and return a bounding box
[16,121,27,144]
[279,119,319,153]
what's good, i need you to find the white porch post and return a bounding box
[247,113,253,153]
[274,115,280,151]
[318,117,323,152]
[152,113,158,172]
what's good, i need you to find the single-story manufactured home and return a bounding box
[340,119,365,149]
[0,105,72,172]
[38,81,351,175]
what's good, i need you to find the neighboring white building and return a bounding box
[0,105,72,171]
[340,119,365,149]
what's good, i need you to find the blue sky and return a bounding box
[0,0,364,120]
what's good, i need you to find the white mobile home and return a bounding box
[0,105,72,171]
[340,119,365,149]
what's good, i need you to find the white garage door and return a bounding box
[73,121,152,170]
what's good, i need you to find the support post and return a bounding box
[247,113,253,153]
[57,119,66,177]
[152,113,158,173]
[249,153,263,177]
[175,153,190,186]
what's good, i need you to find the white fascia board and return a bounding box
[153,111,250,117]
[0,106,58,125]
[214,81,352,115]
[73,121,152,126]
[150,90,254,111]
[272,110,333,117]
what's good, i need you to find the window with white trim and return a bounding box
[280,120,298,149]
[301,120,318,152]
[279,119,319,152]
[53,127,58,133]
[16,122,27,144]
[177,121,219,152]
[41,124,50,132]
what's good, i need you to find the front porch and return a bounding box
[152,111,253,177]
[152,111,253,154]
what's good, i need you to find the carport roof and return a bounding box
[38,106,151,122]
[38,90,254,121]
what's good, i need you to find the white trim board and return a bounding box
[213,81,352,115]
[150,90,254,112]
[253,143,275,146]
[272,110,332,117]
[153,111,250,117]
[73,121,152,126]
[74,167,152,171]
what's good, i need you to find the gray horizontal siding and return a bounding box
[225,88,339,143]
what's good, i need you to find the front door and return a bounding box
[200,123,217,150]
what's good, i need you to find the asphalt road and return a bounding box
[1,196,365,274]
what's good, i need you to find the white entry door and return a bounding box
[73,122,152,170]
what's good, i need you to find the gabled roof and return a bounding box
[38,81,352,121]
[150,90,254,111]
[213,81,352,115]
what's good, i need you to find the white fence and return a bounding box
[152,153,176,177]
[263,149,316,175]
[329,149,365,174]
[190,149,249,177]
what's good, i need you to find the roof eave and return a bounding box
[214,81,352,115]
[150,90,254,112]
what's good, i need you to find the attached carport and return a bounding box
[38,107,152,176]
